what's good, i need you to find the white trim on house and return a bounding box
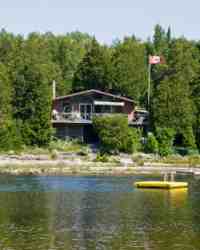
[94,101,124,106]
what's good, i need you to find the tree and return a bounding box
[11,34,55,146]
[190,41,200,149]
[0,29,20,64]
[73,38,112,91]
[0,63,20,150]
[192,77,200,149]
[111,37,147,103]
[150,25,172,99]
[153,24,169,55]
[48,32,92,95]
[152,39,198,148]
[0,64,11,126]
[166,26,172,44]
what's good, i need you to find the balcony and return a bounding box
[52,111,128,124]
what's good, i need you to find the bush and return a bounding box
[144,133,159,154]
[50,149,59,160]
[156,127,175,157]
[93,115,141,154]
[94,153,109,162]
[187,148,199,155]
[132,154,145,166]
[173,147,199,156]
[188,155,200,167]
[77,148,89,156]
[49,138,87,152]
[126,128,142,153]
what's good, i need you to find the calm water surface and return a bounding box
[0,174,199,250]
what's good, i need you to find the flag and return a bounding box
[149,55,161,65]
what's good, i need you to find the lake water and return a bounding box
[0,174,199,250]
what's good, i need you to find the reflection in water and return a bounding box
[168,188,188,207]
[138,188,188,208]
[0,175,198,249]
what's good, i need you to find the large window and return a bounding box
[94,105,111,113]
[94,105,123,113]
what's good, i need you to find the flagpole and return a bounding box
[147,61,151,111]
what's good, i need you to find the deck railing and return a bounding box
[52,112,128,121]
[52,111,149,125]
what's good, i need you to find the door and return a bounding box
[80,104,92,120]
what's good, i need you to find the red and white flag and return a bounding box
[149,55,161,65]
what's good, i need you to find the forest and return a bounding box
[0,24,199,152]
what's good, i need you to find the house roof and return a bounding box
[54,89,135,103]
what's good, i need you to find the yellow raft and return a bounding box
[134,181,188,189]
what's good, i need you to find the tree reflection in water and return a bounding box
[0,175,198,250]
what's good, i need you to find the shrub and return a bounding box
[50,149,59,160]
[156,127,175,157]
[94,153,109,162]
[93,115,141,154]
[144,133,159,154]
[132,154,145,166]
[187,148,199,155]
[77,147,89,156]
[174,147,199,156]
[125,128,142,153]
[49,138,87,152]
[188,155,200,167]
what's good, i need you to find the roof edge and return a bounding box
[54,89,136,104]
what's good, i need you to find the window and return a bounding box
[94,105,111,113]
[102,106,111,113]
[112,106,123,113]
[80,104,92,119]
[63,103,71,113]
[94,106,102,113]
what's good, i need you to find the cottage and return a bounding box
[52,89,148,142]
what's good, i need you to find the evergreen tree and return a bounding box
[111,37,147,103]
[47,32,92,95]
[151,25,171,92]
[72,39,112,91]
[192,81,200,149]
[166,26,172,44]
[152,39,198,148]
[153,24,167,54]
[0,63,18,150]
[0,29,18,64]
[11,35,56,146]
[0,63,11,127]
[191,42,200,149]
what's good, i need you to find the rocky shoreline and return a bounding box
[0,153,199,176]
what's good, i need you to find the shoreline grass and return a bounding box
[0,140,199,174]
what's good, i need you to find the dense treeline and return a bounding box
[0,25,199,151]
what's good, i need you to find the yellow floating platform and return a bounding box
[134,181,188,189]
